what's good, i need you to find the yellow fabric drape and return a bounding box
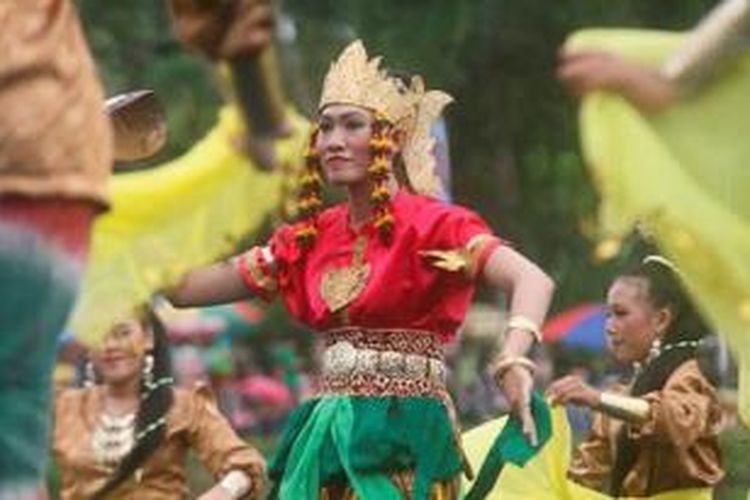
[567,29,750,425]
[462,406,712,500]
[68,105,308,343]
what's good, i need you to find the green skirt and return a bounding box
[268,395,463,500]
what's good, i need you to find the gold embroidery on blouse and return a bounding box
[420,234,495,279]
[419,248,472,276]
[320,234,370,313]
[242,247,277,293]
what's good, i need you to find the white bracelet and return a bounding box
[506,315,542,343]
[219,469,251,499]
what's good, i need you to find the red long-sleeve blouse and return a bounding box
[237,190,501,342]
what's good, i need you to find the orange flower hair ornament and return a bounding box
[294,126,324,248]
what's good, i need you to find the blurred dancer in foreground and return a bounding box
[0,3,173,498]
[0,3,111,497]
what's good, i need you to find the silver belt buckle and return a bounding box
[354,348,379,375]
[429,359,446,383]
[323,341,357,376]
[379,350,404,377]
[404,354,426,379]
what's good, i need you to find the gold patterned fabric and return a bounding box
[320,470,461,500]
[236,246,278,300]
[420,234,502,280]
[319,234,370,314]
[53,384,265,499]
[0,0,112,207]
[568,360,724,496]
[319,327,447,398]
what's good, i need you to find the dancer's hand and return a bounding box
[546,375,600,408]
[557,49,677,111]
[494,363,537,446]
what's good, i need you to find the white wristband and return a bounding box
[219,469,251,499]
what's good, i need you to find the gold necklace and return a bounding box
[319,233,370,313]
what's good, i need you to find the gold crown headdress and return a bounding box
[318,40,453,196]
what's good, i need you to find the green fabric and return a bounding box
[329,399,402,500]
[0,225,80,486]
[269,396,463,500]
[278,398,338,499]
[464,392,553,500]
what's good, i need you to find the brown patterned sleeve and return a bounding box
[51,388,73,456]
[629,360,723,449]
[567,412,614,493]
[184,385,266,498]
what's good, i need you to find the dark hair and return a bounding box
[93,306,174,499]
[610,258,708,495]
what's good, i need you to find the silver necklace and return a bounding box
[92,411,136,467]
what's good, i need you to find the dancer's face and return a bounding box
[92,317,152,386]
[316,104,373,187]
[605,277,667,363]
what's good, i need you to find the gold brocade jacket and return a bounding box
[568,359,724,497]
[53,384,265,499]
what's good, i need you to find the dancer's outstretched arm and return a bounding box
[482,245,555,445]
[167,257,255,307]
